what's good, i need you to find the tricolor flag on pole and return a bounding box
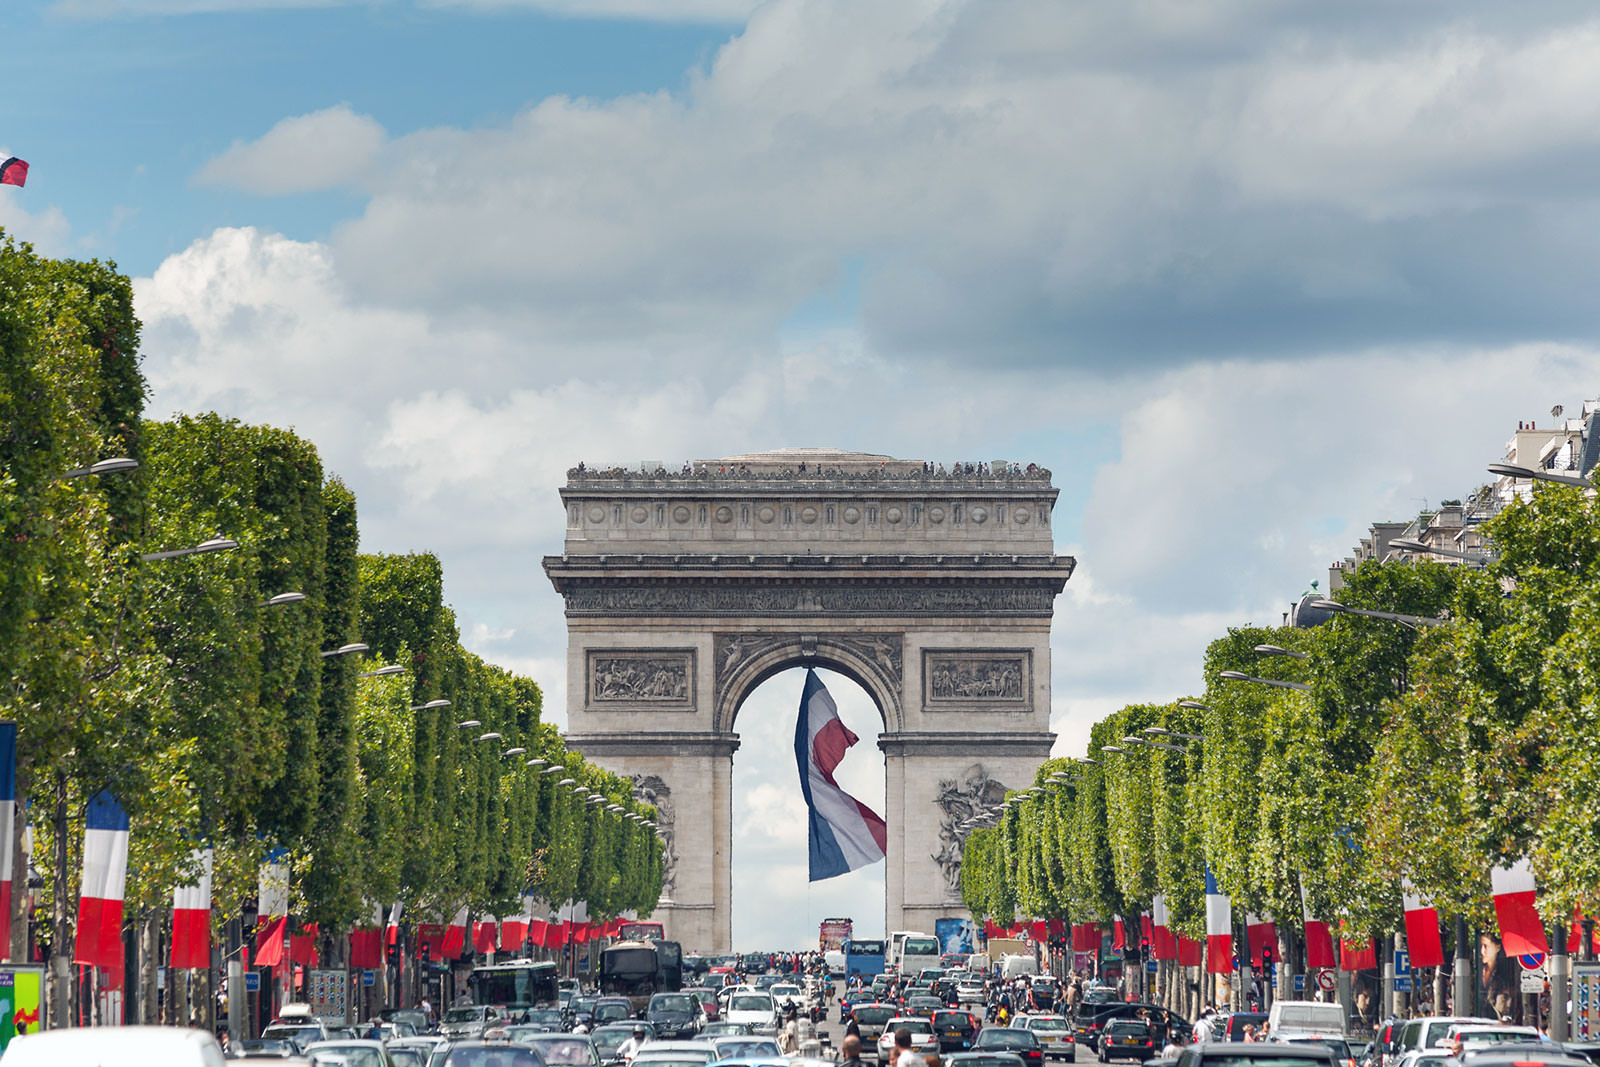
[1402,881,1445,969]
[1246,913,1278,964]
[441,905,470,958]
[0,158,27,188]
[793,669,887,881]
[254,852,290,968]
[1491,860,1549,957]
[1301,882,1337,970]
[171,848,213,969]
[0,722,15,960]
[1151,893,1177,961]
[385,901,403,946]
[73,791,129,971]
[1204,865,1233,974]
[350,902,383,969]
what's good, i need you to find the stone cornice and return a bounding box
[563,470,1056,496]
[877,731,1057,756]
[566,732,742,758]
[545,552,1075,578]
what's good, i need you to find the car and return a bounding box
[973,1027,1046,1067]
[725,991,779,1034]
[590,1023,657,1063]
[1391,1051,1451,1067]
[263,1023,332,1052]
[425,1040,547,1067]
[627,1043,722,1067]
[1172,1043,1340,1067]
[945,1055,1027,1067]
[707,1037,782,1060]
[650,992,706,1039]
[382,1011,433,1035]
[594,998,637,1028]
[907,996,946,1018]
[1457,1050,1591,1067]
[390,1048,431,1067]
[933,1009,983,1053]
[440,1006,511,1041]
[1213,1015,1270,1044]
[849,1004,902,1048]
[700,1023,753,1038]
[1273,1035,1357,1067]
[511,1034,602,1066]
[302,1040,392,1067]
[2,1026,229,1067]
[517,1009,567,1032]
[770,984,806,1011]
[685,988,723,1023]
[1444,1026,1543,1052]
[878,1019,940,1062]
[1392,1018,1495,1060]
[238,1038,301,1058]
[1096,1021,1155,1063]
[957,982,987,1005]
[1018,1015,1075,1061]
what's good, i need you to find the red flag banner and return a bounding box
[1491,862,1549,957]
[474,921,498,954]
[255,916,288,968]
[1339,937,1377,972]
[1178,934,1203,967]
[0,158,27,188]
[350,928,382,969]
[1402,885,1445,969]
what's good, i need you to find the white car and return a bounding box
[2,1027,226,1067]
[1019,1014,1077,1061]
[956,982,985,1005]
[303,1040,392,1067]
[877,1017,938,1062]
[1443,1025,1543,1051]
[772,983,806,1011]
[726,990,779,1034]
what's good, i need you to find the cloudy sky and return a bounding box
[7,0,1600,949]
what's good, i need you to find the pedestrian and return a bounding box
[894,1028,922,1067]
[846,1014,862,1039]
[840,1035,867,1067]
[924,1055,943,1067]
[617,1024,648,1061]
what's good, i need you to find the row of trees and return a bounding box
[0,233,662,1008]
[962,480,1599,961]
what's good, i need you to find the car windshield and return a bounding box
[590,1029,635,1056]
[855,1007,895,1025]
[526,1010,564,1026]
[391,1050,428,1067]
[652,995,696,1013]
[632,1058,714,1067]
[446,1008,487,1023]
[731,995,772,1011]
[309,1046,387,1067]
[895,1020,934,1035]
[772,986,801,996]
[715,1039,781,1057]
[528,1038,599,1065]
[692,992,718,1007]
[1287,1040,1351,1058]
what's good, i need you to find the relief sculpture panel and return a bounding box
[587,649,695,709]
[922,649,1031,709]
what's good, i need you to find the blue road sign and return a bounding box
[1147,960,1158,974]
[1395,950,1411,976]
[1395,975,1412,992]
[1293,974,1306,992]
[1521,953,1547,971]
[362,970,376,986]
[245,972,261,992]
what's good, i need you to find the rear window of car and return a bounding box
[895,1020,935,1034]
[855,1007,896,1025]
[1107,1022,1150,1035]
[936,1012,974,1026]
[1030,1019,1069,1032]
[979,1031,1039,1049]
[1198,1057,1330,1067]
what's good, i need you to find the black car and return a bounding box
[1214,1014,1269,1043]
[975,1027,1046,1067]
[947,1056,1027,1067]
[1097,1020,1155,1063]
[648,992,703,1038]
[934,1009,982,1052]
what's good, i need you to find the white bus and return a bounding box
[893,932,940,977]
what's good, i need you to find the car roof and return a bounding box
[1195,1047,1337,1058]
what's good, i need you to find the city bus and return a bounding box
[600,939,683,1013]
[845,938,886,977]
[468,960,560,1011]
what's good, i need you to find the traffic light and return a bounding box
[421,941,432,966]
[387,942,400,965]
[1260,946,1273,969]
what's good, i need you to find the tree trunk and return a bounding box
[49,773,71,1028]
[140,912,161,1023]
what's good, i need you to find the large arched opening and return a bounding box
[730,667,887,950]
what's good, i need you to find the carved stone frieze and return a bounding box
[586,649,695,709]
[932,764,1010,900]
[561,581,1059,618]
[923,649,1031,709]
[712,631,905,732]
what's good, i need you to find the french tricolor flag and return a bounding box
[385,901,403,946]
[73,791,129,971]
[0,723,15,960]
[1491,860,1548,957]
[1301,883,1337,969]
[793,669,887,881]
[1246,912,1278,964]
[1402,881,1445,968]
[441,905,469,958]
[1204,865,1233,973]
[171,848,213,969]
[1151,894,1177,961]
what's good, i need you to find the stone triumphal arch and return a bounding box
[544,450,1075,951]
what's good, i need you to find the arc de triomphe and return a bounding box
[544,449,1074,951]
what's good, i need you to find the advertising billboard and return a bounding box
[935,918,976,956]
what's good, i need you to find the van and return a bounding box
[1000,953,1040,979]
[1,1026,226,1067]
[1267,1000,1345,1038]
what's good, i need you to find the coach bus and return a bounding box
[468,960,560,1011]
[600,938,683,1013]
[844,938,886,977]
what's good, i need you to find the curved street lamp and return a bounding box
[1177,699,1209,711]
[1144,726,1204,742]
[1390,537,1489,566]
[502,747,527,757]
[411,699,451,711]
[64,457,139,479]
[322,642,370,659]
[1306,597,1443,629]
[140,536,238,562]
[1219,669,1311,692]
[476,731,502,742]
[1253,644,1308,660]
[262,592,307,608]
[455,719,482,729]
[1488,461,1591,489]
[358,664,406,679]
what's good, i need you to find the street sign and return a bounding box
[1395,950,1410,976]
[1316,970,1337,992]
[1521,952,1547,972]
[362,970,376,987]
[1147,960,1158,974]
[244,972,261,992]
[1521,970,1545,993]
[1395,976,1412,992]
[1293,974,1306,992]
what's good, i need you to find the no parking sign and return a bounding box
[1316,970,1337,992]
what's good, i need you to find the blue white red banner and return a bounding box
[793,669,887,881]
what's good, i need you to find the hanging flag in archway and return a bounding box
[794,669,887,880]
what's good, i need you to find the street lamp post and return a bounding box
[1389,538,1488,566]
[1305,598,1443,629]
[1487,462,1592,490]
[1218,670,1312,693]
